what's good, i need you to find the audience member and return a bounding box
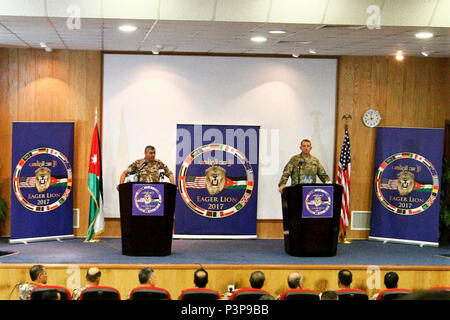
[41,289,61,300]
[400,290,450,300]
[139,267,157,286]
[372,271,399,300]
[18,264,48,300]
[249,271,265,289]
[194,268,208,288]
[337,269,353,289]
[72,267,101,300]
[287,272,303,289]
[321,291,339,300]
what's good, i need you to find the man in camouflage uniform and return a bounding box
[118,145,175,188]
[278,139,330,193]
[18,264,48,300]
[72,267,101,300]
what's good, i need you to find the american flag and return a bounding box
[186,176,206,188]
[337,129,351,232]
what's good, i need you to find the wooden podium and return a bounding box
[118,182,176,256]
[281,184,343,257]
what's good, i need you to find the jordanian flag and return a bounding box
[85,123,104,242]
[381,178,433,192]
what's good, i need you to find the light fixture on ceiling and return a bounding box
[415,31,433,39]
[251,36,267,43]
[118,25,137,32]
[308,48,316,54]
[44,47,52,52]
[39,41,47,48]
[269,30,286,34]
[421,51,430,57]
[395,51,404,61]
[152,44,164,55]
[292,53,300,58]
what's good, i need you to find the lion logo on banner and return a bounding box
[397,171,415,196]
[34,167,52,193]
[205,166,226,195]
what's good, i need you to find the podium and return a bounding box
[118,182,176,256]
[281,184,343,257]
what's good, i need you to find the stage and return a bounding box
[0,238,449,266]
[0,238,448,300]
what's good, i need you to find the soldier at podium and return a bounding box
[118,145,175,189]
[278,139,330,193]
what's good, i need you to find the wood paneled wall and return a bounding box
[336,56,450,239]
[0,48,101,237]
[0,50,448,239]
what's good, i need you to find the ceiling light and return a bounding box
[251,36,267,43]
[269,30,286,34]
[45,47,52,52]
[118,25,137,32]
[308,48,316,54]
[292,53,300,58]
[415,32,433,39]
[395,51,404,61]
[421,51,430,57]
[39,42,47,48]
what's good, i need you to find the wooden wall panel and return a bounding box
[0,51,448,240]
[336,56,450,239]
[0,48,101,237]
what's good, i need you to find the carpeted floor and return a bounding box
[0,238,449,266]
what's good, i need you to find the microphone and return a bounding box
[158,169,165,181]
[136,161,148,181]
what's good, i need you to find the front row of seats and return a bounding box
[29,286,450,301]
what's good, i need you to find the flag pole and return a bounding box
[339,115,352,244]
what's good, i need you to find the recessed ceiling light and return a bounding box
[421,51,430,57]
[251,36,267,43]
[395,51,404,61]
[39,41,47,48]
[44,47,52,52]
[118,25,137,32]
[269,30,286,34]
[292,53,300,58]
[308,48,316,54]
[415,32,433,39]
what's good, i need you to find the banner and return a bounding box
[10,122,74,243]
[370,127,444,246]
[174,124,259,238]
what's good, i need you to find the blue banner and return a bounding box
[370,127,444,246]
[174,124,259,238]
[10,122,74,242]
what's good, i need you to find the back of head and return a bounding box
[194,268,208,288]
[250,271,265,289]
[338,269,352,287]
[86,267,101,285]
[138,268,154,285]
[287,272,302,289]
[321,291,339,300]
[30,264,45,282]
[384,272,399,289]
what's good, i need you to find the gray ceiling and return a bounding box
[0,0,449,57]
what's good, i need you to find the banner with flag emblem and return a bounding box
[10,122,74,243]
[85,123,104,242]
[174,124,260,238]
[370,127,444,246]
[336,128,351,236]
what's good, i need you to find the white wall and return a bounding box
[103,54,337,218]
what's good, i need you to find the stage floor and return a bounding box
[1,238,449,266]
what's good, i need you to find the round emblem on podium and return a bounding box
[12,147,72,212]
[134,185,162,214]
[304,188,332,216]
[178,143,254,218]
[374,152,439,215]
